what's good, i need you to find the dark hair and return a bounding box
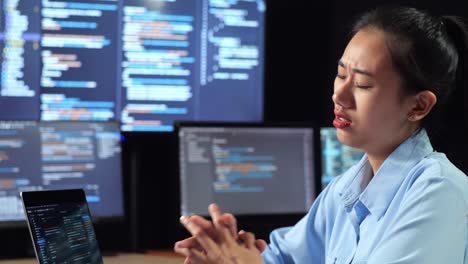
[351,6,468,171]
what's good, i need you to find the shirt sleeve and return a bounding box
[367,166,467,264]
[262,179,339,264]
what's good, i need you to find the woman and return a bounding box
[174,6,468,264]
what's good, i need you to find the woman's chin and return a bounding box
[336,129,360,148]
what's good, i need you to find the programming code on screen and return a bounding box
[40,0,119,121]
[0,121,123,221]
[25,202,102,263]
[0,0,41,120]
[179,126,315,216]
[1,0,266,131]
[320,127,364,189]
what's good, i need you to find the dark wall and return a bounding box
[263,1,332,124]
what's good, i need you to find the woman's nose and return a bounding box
[332,79,353,109]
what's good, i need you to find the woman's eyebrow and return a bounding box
[338,59,374,77]
[353,68,374,77]
[338,60,345,68]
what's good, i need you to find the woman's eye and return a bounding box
[356,84,372,89]
[336,74,346,79]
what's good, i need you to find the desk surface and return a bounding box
[0,253,184,264]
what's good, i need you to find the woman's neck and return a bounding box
[365,127,420,175]
[367,155,387,175]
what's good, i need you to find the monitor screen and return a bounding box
[0,121,123,222]
[1,0,266,131]
[178,123,315,216]
[320,127,364,189]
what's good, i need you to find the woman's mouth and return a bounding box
[333,111,352,129]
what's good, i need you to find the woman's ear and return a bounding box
[407,90,437,121]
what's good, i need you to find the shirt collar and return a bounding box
[337,128,434,218]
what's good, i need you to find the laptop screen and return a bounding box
[21,189,103,264]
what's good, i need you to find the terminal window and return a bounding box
[0,121,123,222]
[179,126,315,216]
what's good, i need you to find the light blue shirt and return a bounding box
[262,129,468,264]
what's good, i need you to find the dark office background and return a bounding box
[1,0,467,258]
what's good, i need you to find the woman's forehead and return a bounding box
[340,29,394,74]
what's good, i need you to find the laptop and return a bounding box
[21,189,104,264]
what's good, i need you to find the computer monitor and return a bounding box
[0,121,123,223]
[320,127,364,189]
[1,0,266,131]
[177,123,316,216]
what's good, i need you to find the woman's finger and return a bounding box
[217,218,238,249]
[174,246,191,257]
[255,239,268,253]
[174,236,200,249]
[189,215,218,239]
[180,215,221,254]
[187,248,207,264]
[189,215,214,230]
[208,203,231,243]
[221,213,238,237]
[238,230,256,249]
[208,204,222,228]
[236,231,267,252]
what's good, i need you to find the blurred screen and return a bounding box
[320,127,364,189]
[0,121,123,222]
[178,124,315,216]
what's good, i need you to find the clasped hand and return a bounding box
[174,204,267,264]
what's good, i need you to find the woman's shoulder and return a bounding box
[407,151,468,207]
[418,151,467,182]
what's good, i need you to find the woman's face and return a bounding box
[333,28,416,154]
